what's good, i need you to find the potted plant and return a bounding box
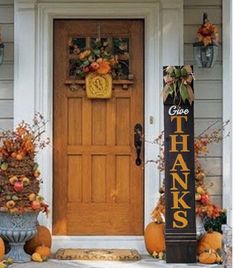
[193,13,219,68]
[0,114,49,262]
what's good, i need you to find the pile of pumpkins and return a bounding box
[197,230,223,264]
[144,221,223,264]
[25,224,52,262]
[0,225,52,264]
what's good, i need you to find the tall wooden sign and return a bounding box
[163,66,196,263]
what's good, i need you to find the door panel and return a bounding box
[53,19,144,235]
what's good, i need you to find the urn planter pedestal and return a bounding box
[0,211,38,263]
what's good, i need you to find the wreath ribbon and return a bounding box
[162,65,195,105]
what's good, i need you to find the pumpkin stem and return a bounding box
[208,228,213,233]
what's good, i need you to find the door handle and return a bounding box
[134,123,143,166]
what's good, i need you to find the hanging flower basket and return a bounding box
[69,38,120,98]
[193,13,219,68]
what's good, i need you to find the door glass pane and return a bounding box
[113,38,129,79]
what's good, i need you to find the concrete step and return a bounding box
[10,256,222,268]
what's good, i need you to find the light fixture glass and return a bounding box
[0,43,4,65]
[193,43,218,68]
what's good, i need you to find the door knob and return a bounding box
[134,123,143,166]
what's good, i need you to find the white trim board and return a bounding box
[222,0,232,227]
[14,0,183,253]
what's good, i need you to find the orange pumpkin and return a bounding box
[35,246,51,260]
[199,249,222,264]
[197,231,222,254]
[24,225,52,255]
[0,237,5,261]
[144,222,165,254]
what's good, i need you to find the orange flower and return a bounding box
[197,22,219,46]
[96,61,111,74]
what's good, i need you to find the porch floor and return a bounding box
[10,256,222,268]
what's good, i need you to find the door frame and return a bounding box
[14,0,183,253]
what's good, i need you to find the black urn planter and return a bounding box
[193,43,218,68]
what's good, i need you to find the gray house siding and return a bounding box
[184,0,222,206]
[0,0,14,130]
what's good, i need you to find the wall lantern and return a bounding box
[193,13,219,68]
[0,29,4,65]
[193,43,218,68]
[0,43,4,65]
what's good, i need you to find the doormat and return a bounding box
[55,248,141,261]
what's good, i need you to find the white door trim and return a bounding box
[222,0,232,227]
[14,0,183,253]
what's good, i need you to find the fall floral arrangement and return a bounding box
[162,65,194,105]
[195,13,219,47]
[0,114,49,214]
[69,38,119,79]
[150,120,229,226]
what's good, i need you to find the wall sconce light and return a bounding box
[193,13,219,68]
[193,43,218,68]
[0,43,4,65]
[0,29,4,65]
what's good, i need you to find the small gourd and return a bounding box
[144,222,165,254]
[32,252,43,262]
[0,238,5,261]
[0,258,14,268]
[197,230,222,254]
[0,263,6,268]
[35,246,51,260]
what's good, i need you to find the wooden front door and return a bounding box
[53,20,144,235]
